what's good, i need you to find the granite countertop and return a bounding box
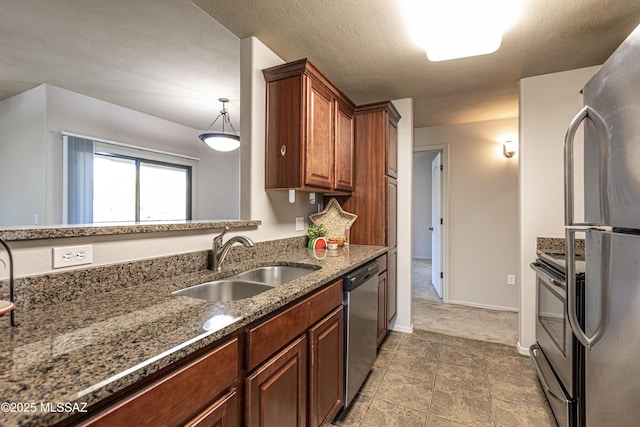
[0,244,386,426]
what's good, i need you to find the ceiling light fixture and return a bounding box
[403,0,524,62]
[199,98,240,152]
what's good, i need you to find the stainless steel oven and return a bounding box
[530,255,584,427]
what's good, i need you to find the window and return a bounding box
[93,153,192,223]
[64,134,193,224]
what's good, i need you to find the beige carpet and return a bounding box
[412,259,518,346]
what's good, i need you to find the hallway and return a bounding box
[412,259,518,346]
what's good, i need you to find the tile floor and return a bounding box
[333,331,556,426]
[331,258,556,426]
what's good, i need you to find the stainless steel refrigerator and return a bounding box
[564,23,640,426]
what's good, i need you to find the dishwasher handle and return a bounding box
[344,261,379,291]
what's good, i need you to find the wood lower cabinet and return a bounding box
[72,279,347,427]
[185,389,238,427]
[79,338,239,427]
[309,306,344,427]
[245,279,344,427]
[246,335,308,427]
[376,254,389,347]
[387,249,397,326]
[377,271,387,347]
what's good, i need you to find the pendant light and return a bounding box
[199,98,240,152]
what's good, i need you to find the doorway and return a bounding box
[412,149,446,303]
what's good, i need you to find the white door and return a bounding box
[431,153,442,297]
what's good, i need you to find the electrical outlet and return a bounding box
[53,245,93,268]
[295,217,305,231]
[507,274,516,285]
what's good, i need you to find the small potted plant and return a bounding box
[307,223,328,249]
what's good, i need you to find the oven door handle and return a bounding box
[530,263,566,291]
[529,345,570,404]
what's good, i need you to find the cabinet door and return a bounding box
[387,248,397,326]
[387,177,397,249]
[309,306,344,427]
[246,335,308,427]
[387,116,398,178]
[334,102,354,191]
[185,389,238,427]
[377,272,388,347]
[305,78,334,189]
[265,75,303,189]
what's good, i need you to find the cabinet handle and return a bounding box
[280,145,286,156]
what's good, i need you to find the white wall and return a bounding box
[518,66,598,353]
[0,37,320,279]
[45,84,240,222]
[239,36,318,242]
[0,84,241,226]
[392,98,414,333]
[412,151,438,259]
[0,86,47,225]
[414,117,519,311]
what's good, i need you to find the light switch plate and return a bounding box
[507,274,516,285]
[53,245,93,268]
[295,217,305,231]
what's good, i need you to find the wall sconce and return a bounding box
[503,140,516,158]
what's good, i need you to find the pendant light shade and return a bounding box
[199,98,240,152]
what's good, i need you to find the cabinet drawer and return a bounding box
[247,279,343,371]
[82,338,239,427]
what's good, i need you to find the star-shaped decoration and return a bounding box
[309,198,358,245]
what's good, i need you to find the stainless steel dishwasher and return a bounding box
[343,260,379,407]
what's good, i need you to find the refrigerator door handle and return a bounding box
[564,105,611,227]
[566,228,608,350]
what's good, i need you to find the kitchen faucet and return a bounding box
[0,237,16,326]
[212,226,254,271]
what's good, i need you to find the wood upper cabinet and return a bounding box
[263,59,354,193]
[339,101,401,247]
[387,118,398,178]
[306,78,334,189]
[334,101,354,191]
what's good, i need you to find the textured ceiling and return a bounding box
[0,0,240,130]
[195,0,640,127]
[1,1,639,131]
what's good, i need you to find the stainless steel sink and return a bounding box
[234,265,317,286]
[173,280,274,301]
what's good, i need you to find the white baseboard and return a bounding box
[447,299,519,312]
[390,322,413,334]
[517,341,530,356]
